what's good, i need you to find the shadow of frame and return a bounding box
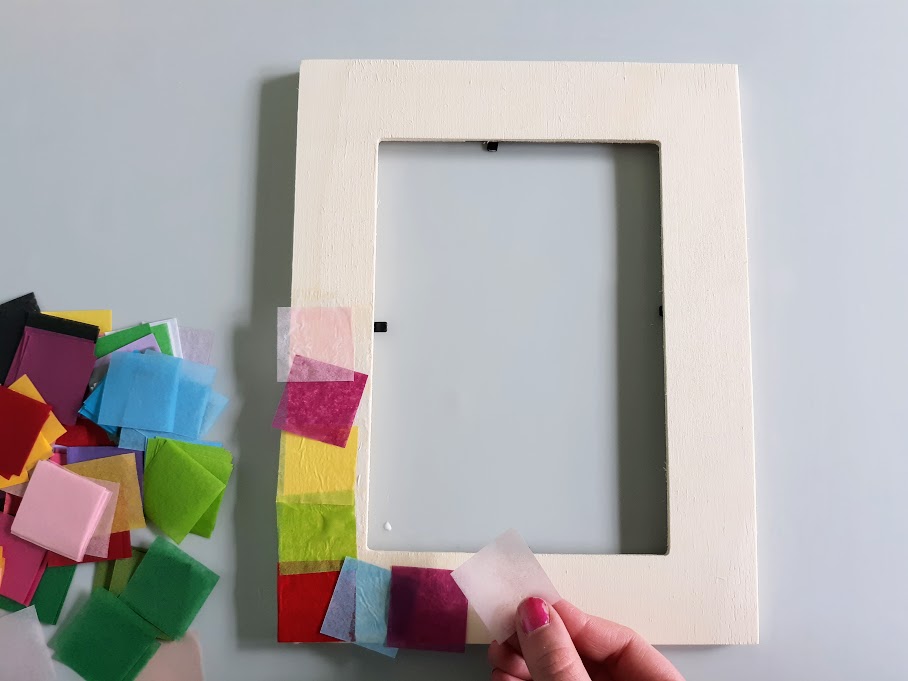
[232,74,297,647]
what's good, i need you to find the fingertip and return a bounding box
[517,596,551,635]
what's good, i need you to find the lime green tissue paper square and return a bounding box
[277,502,357,564]
[119,537,219,640]
[143,440,226,543]
[144,438,233,541]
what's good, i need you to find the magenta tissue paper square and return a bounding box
[0,513,47,605]
[272,356,367,448]
[4,327,96,425]
[386,566,468,653]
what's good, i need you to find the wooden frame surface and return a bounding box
[291,59,757,645]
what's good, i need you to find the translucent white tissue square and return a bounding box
[451,528,561,642]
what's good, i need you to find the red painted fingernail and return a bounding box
[519,597,550,634]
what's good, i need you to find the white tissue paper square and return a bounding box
[0,607,56,681]
[451,528,561,642]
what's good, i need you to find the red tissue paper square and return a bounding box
[272,356,367,448]
[387,566,468,653]
[0,385,52,478]
[277,569,340,643]
[56,417,114,447]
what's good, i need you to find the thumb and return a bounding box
[515,597,591,681]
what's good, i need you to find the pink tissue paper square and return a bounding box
[277,307,354,382]
[11,460,113,562]
[272,355,367,448]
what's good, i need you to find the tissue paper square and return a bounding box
[179,327,214,365]
[4,327,96,425]
[143,439,231,542]
[52,588,161,681]
[277,569,340,643]
[120,537,219,640]
[450,528,562,642]
[64,447,146,497]
[320,558,357,641]
[319,558,398,657]
[96,322,171,358]
[171,360,216,439]
[277,502,356,564]
[277,428,357,505]
[0,513,47,605]
[98,351,181,432]
[387,566,468,653]
[272,356,367,448]
[0,376,64,490]
[0,385,52,479]
[277,307,354,382]
[0,292,40,382]
[0,607,56,681]
[12,460,113,562]
[65,454,146,532]
[134,630,204,681]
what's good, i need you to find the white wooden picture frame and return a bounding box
[290,59,758,645]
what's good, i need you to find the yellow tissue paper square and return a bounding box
[65,454,146,532]
[0,376,66,488]
[45,310,113,334]
[277,428,357,505]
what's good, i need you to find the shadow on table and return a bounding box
[231,73,296,648]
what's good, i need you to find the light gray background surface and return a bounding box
[2,2,906,680]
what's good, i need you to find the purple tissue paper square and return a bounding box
[387,567,468,653]
[4,327,96,425]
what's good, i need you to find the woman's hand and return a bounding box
[488,598,684,681]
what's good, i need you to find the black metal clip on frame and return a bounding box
[374,322,388,333]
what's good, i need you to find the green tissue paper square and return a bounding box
[109,548,147,595]
[51,588,160,681]
[0,565,77,625]
[119,537,219,640]
[93,561,116,591]
[277,501,357,564]
[143,439,227,543]
[95,323,173,358]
